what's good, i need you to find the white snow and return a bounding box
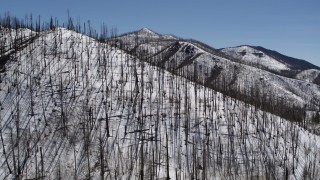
[0,28,320,179]
[296,69,320,83]
[221,46,290,72]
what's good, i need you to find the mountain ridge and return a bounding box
[1,24,320,179]
[121,28,320,71]
[117,28,320,114]
[220,45,319,70]
[253,45,320,70]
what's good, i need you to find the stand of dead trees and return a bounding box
[0,13,319,179]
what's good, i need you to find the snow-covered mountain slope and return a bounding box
[0,28,37,72]
[220,45,290,72]
[117,30,320,123]
[296,69,320,84]
[1,28,320,180]
[220,45,320,80]
[116,28,176,51]
[253,46,320,71]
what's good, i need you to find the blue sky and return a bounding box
[1,0,319,66]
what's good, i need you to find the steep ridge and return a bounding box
[253,46,320,71]
[220,45,320,80]
[0,27,319,179]
[118,30,320,125]
[220,45,290,72]
[296,69,320,84]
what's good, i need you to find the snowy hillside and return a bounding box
[116,28,176,51]
[220,45,320,81]
[296,69,320,84]
[220,45,290,72]
[0,26,320,180]
[118,30,320,124]
[0,28,37,72]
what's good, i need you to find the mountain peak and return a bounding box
[139,27,152,32]
[137,27,158,36]
[140,27,151,32]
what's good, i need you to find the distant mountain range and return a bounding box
[117,28,320,84]
[221,45,320,80]
[116,28,320,121]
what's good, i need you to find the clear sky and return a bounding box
[1,0,319,66]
